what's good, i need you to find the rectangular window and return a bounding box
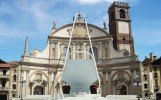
[2,80,6,87]
[13,75,16,81]
[13,84,16,89]
[3,70,7,75]
[12,94,15,97]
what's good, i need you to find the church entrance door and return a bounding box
[62,85,70,94]
[116,84,127,95]
[34,86,44,95]
[0,95,7,100]
[90,85,98,94]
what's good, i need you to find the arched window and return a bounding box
[144,83,148,89]
[120,9,126,18]
[89,47,98,59]
[145,93,149,97]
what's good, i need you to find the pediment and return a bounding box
[50,23,110,38]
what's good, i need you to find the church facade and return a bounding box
[12,1,141,99]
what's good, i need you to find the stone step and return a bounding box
[106,95,138,100]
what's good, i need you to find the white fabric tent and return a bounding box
[62,52,98,93]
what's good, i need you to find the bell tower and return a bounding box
[108,1,135,55]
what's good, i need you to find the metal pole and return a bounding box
[137,83,139,100]
[52,53,64,97]
[137,75,140,100]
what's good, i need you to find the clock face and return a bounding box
[118,22,129,34]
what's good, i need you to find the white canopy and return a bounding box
[62,52,98,93]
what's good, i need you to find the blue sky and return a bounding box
[0,0,161,61]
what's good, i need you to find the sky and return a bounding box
[0,0,161,62]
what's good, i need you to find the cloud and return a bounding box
[71,0,138,5]
[13,0,53,28]
[0,0,138,41]
[0,0,58,39]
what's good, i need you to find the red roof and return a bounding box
[0,63,10,68]
[0,60,19,68]
[8,61,19,66]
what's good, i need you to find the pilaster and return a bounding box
[102,70,106,96]
[9,67,12,100]
[16,66,21,98]
[106,69,112,95]
[130,67,135,94]
[48,70,52,95]
[26,69,30,95]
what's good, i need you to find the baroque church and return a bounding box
[11,1,141,99]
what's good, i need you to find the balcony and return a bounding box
[12,89,16,92]
[12,81,17,84]
[0,87,9,91]
[0,74,9,79]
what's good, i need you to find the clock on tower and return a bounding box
[108,1,135,55]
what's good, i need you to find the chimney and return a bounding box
[149,52,153,60]
[153,55,157,60]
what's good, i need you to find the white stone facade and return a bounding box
[11,2,142,99]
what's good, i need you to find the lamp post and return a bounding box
[133,75,142,100]
[53,53,65,96]
[19,62,27,100]
[136,75,140,100]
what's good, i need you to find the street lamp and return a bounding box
[52,53,65,96]
[133,75,142,100]
[20,80,26,100]
[19,62,27,100]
